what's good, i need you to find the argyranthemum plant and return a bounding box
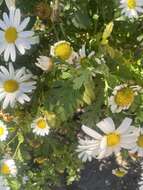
[50,40,77,64]
[108,84,141,113]
[0,159,17,176]
[0,120,8,141]
[120,0,143,18]
[0,7,39,62]
[1,0,143,189]
[130,128,143,157]
[77,117,137,161]
[31,117,50,136]
[0,62,36,109]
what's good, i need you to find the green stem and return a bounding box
[13,142,22,159]
[6,133,18,147]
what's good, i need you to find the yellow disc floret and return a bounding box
[4,80,19,93]
[115,87,134,107]
[54,42,72,60]
[5,27,17,43]
[137,135,143,148]
[37,119,47,129]
[107,133,120,147]
[1,164,10,174]
[127,0,136,9]
[0,127,4,136]
[113,169,127,177]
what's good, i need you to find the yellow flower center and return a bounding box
[5,27,17,43]
[1,164,10,174]
[107,133,120,147]
[4,80,19,93]
[54,42,72,60]
[0,127,4,136]
[37,119,47,129]
[115,87,134,107]
[137,135,143,147]
[127,0,136,9]
[114,170,126,177]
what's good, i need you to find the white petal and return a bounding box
[2,96,10,109]
[100,136,107,150]
[82,125,102,140]
[4,45,11,62]
[0,20,7,30]
[14,9,21,27]
[5,0,15,9]
[15,40,25,55]
[3,12,10,27]
[116,118,132,134]
[9,44,16,62]
[19,31,34,38]
[96,117,115,134]
[18,17,30,31]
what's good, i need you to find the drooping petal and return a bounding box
[82,125,102,140]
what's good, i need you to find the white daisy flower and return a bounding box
[0,120,8,141]
[77,117,137,161]
[108,84,141,113]
[50,40,77,64]
[76,138,100,162]
[0,176,10,190]
[0,62,36,109]
[130,128,143,157]
[120,0,143,18]
[0,159,17,176]
[0,8,39,62]
[35,56,53,71]
[31,117,50,136]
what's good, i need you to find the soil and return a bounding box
[55,158,143,190]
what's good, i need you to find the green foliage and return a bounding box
[1,0,143,189]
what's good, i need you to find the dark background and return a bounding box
[55,159,143,190]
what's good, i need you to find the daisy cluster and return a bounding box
[75,0,143,167]
[0,0,143,185]
[0,1,51,179]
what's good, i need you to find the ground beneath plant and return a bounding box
[55,158,143,190]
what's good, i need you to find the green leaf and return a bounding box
[73,68,94,90]
[72,10,91,29]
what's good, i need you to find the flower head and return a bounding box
[50,41,77,64]
[112,168,127,177]
[31,117,50,136]
[108,84,141,113]
[0,62,36,109]
[1,159,17,176]
[120,0,143,18]
[0,120,8,141]
[77,117,136,161]
[130,128,143,157]
[0,8,39,62]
